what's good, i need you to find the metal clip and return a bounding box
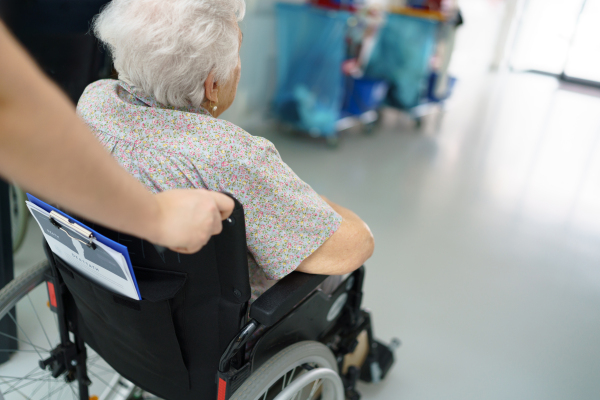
[49,211,96,250]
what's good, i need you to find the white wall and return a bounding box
[221,0,304,127]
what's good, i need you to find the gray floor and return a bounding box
[254,4,600,398]
[9,2,600,399]
[258,69,600,400]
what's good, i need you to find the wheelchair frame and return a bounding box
[42,254,395,400]
[30,198,397,400]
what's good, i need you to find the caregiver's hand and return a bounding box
[152,189,234,254]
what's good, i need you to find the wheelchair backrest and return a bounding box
[44,201,251,400]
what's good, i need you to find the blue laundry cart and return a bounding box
[274,3,350,141]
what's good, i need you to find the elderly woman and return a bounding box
[77,0,374,300]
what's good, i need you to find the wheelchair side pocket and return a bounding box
[54,256,190,391]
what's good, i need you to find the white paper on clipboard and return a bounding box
[26,201,141,300]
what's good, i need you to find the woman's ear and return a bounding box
[204,70,219,103]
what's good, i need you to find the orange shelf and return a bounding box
[388,7,446,22]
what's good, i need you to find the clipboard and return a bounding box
[27,194,141,300]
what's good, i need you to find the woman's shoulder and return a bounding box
[197,118,275,151]
[77,79,120,111]
[80,79,119,98]
[179,117,280,168]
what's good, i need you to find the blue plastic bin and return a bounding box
[426,72,457,102]
[342,77,389,115]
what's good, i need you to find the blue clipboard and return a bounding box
[27,194,141,299]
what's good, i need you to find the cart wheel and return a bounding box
[415,117,423,130]
[363,122,376,135]
[327,136,340,149]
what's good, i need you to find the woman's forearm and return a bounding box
[296,196,375,275]
[0,21,233,252]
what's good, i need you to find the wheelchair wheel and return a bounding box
[231,341,345,400]
[9,185,29,253]
[0,262,135,400]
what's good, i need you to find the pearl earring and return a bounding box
[213,105,217,112]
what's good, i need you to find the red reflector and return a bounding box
[217,378,227,400]
[47,282,57,308]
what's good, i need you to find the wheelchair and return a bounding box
[0,199,397,400]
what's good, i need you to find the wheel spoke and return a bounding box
[288,366,297,385]
[0,348,40,353]
[55,382,68,400]
[282,370,287,391]
[88,369,122,399]
[292,382,305,400]
[1,369,61,400]
[7,309,46,361]
[40,379,70,400]
[286,367,300,400]
[26,377,50,399]
[87,369,112,387]
[44,380,57,400]
[0,364,47,394]
[27,375,54,399]
[90,368,118,376]
[88,363,114,374]
[2,375,57,395]
[0,366,47,383]
[69,382,78,400]
[86,355,101,364]
[0,375,56,384]
[27,293,54,349]
[307,378,322,400]
[0,329,50,353]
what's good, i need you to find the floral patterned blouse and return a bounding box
[77,80,342,300]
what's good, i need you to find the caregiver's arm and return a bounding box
[296,198,374,275]
[0,21,233,253]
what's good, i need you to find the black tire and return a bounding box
[0,261,49,319]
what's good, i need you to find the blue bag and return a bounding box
[274,3,350,135]
[365,13,439,109]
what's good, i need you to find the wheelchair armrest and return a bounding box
[249,272,328,327]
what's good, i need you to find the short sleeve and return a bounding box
[216,137,342,280]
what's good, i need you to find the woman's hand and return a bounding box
[150,189,235,254]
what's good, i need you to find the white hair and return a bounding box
[93,0,245,107]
